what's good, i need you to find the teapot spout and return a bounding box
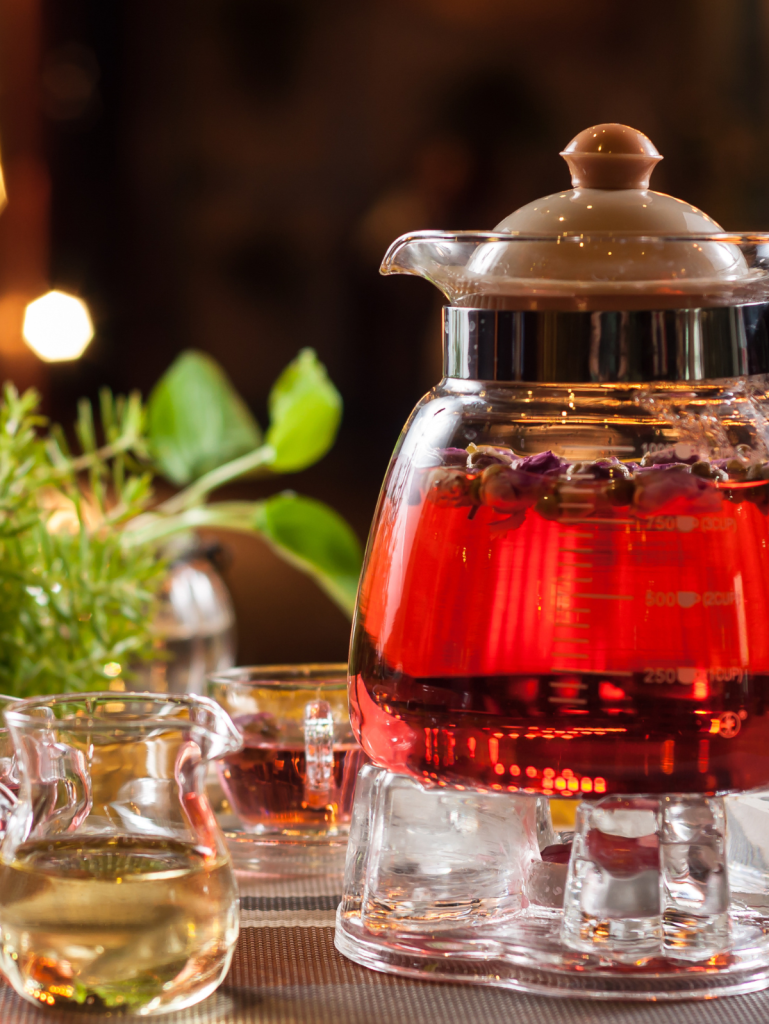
[380,231,488,304]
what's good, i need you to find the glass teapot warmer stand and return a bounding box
[334,765,769,1000]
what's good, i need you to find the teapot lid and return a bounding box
[381,123,769,311]
[495,123,721,236]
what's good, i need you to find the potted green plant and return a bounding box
[0,347,362,696]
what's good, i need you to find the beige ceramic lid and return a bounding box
[461,123,753,308]
[495,123,723,236]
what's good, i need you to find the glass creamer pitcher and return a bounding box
[0,692,241,1015]
[350,123,769,797]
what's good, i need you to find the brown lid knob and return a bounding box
[560,123,662,189]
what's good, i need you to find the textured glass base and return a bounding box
[336,907,769,999]
[334,765,769,1000]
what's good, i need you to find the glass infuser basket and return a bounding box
[336,124,769,998]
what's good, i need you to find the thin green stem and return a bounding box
[67,433,142,474]
[157,444,276,514]
[122,501,263,548]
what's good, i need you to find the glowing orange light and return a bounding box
[567,777,579,791]
[467,736,476,755]
[580,777,593,793]
[555,777,566,790]
[543,776,554,788]
[525,766,537,779]
[562,768,573,778]
[693,680,709,700]
[543,767,555,778]
[494,762,505,775]
[510,764,521,776]
[710,718,721,734]
[23,290,94,361]
[594,777,607,793]
[488,737,499,764]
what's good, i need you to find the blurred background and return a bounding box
[0,0,767,664]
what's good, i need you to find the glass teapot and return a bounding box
[0,692,241,1015]
[349,124,769,799]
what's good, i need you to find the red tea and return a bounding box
[350,455,769,795]
[217,741,366,833]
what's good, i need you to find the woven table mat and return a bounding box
[4,872,769,1023]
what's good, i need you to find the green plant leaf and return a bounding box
[147,351,261,485]
[255,491,362,616]
[265,348,342,473]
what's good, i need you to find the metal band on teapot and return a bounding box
[442,304,769,383]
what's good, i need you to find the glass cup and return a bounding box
[208,665,366,841]
[0,692,241,1015]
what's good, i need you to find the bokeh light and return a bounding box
[22,290,94,362]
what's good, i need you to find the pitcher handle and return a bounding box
[175,739,221,859]
[0,780,17,839]
[303,699,334,810]
[25,734,92,837]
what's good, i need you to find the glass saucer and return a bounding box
[224,829,348,878]
[210,779,349,878]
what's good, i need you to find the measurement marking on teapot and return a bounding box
[554,521,598,683]
[642,667,745,685]
[551,668,633,677]
[583,518,634,525]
